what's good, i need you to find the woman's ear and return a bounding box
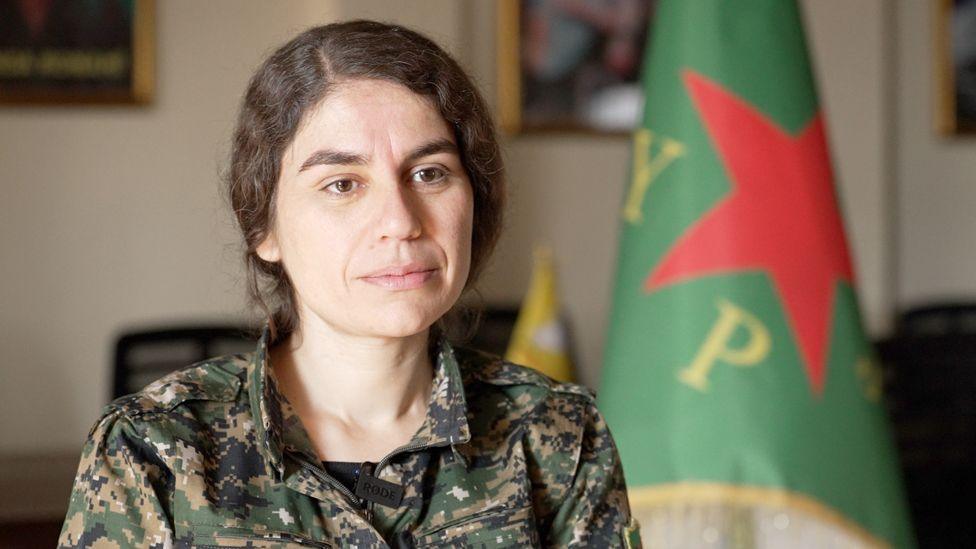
[255,231,281,263]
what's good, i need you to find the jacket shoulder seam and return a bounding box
[109,355,246,416]
[454,345,596,399]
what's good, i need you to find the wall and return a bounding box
[0,0,341,464]
[896,0,976,306]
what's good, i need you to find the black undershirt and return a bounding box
[322,461,360,494]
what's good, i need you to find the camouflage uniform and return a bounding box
[58,322,642,548]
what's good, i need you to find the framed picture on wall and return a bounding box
[0,0,154,105]
[497,0,655,135]
[936,0,976,135]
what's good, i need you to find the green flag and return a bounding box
[598,1,914,547]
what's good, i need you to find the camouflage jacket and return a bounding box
[58,323,642,548]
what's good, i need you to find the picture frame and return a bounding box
[0,0,155,105]
[935,0,976,135]
[497,0,655,135]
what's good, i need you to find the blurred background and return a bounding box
[0,0,974,546]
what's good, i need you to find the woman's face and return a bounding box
[256,78,474,340]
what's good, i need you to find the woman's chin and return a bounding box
[359,306,442,339]
[364,321,433,340]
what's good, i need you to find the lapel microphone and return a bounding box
[355,462,404,508]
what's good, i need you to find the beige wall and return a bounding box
[3,0,971,471]
[0,0,345,458]
[896,0,976,306]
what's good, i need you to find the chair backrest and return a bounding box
[458,306,520,356]
[897,302,976,336]
[875,301,976,548]
[111,325,257,401]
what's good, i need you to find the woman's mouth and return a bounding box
[361,268,438,290]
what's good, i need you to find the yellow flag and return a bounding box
[505,245,575,382]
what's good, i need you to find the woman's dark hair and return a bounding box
[225,20,505,345]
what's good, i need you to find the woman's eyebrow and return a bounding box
[298,138,458,172]
[299,149,367,172]
[404,138,458,164]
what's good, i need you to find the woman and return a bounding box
[58,20,641,548]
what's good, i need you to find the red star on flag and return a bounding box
[645,69,855,394]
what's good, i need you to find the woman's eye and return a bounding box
[412,167,447,185]
[324,179,359,195]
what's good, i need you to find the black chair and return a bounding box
[457,305,520,356]
[875,302,976,548]
[111,325,258,401]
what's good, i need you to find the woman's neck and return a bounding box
[268,318,434,430]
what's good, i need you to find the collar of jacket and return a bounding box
[246,321,472,480]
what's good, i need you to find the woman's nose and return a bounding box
[375,182,423,241]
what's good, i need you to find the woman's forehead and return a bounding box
[293,79,454,154]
